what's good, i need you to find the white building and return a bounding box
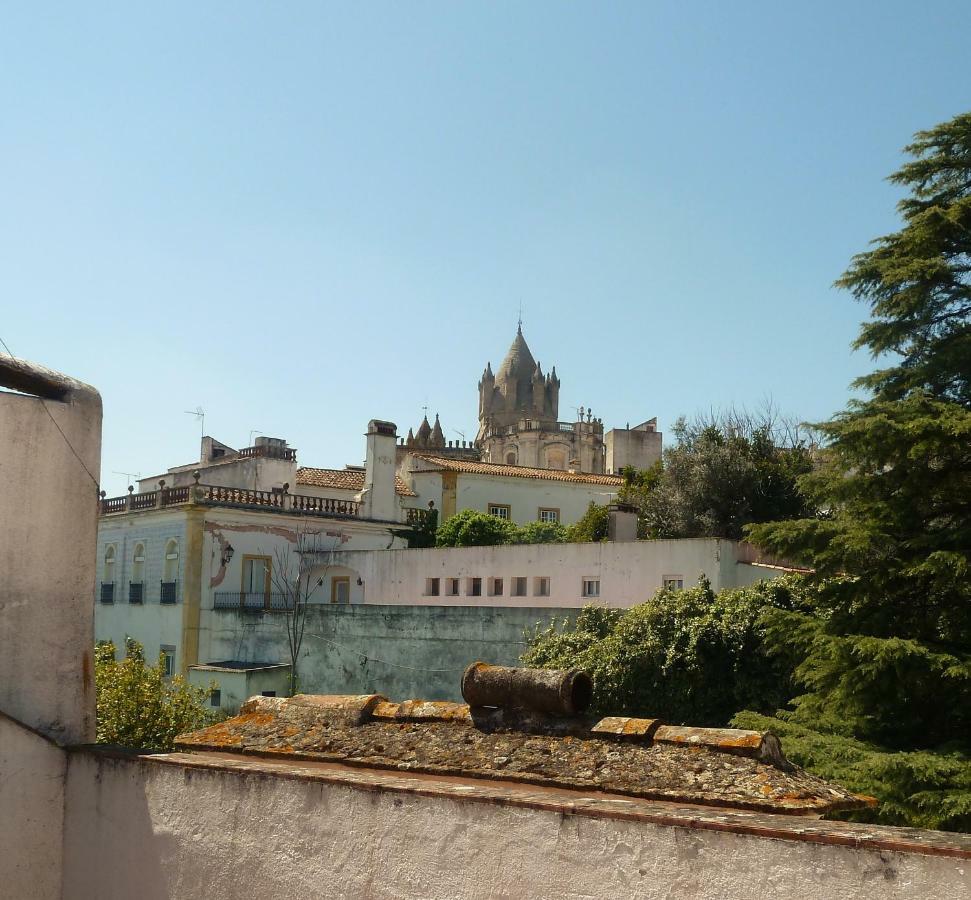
[306,539,786,609]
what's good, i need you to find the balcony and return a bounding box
[236,444,297,462]
[128,582,144,605]
[213,591,294,612]
[100,582,115,604]
[160,581,178,604]
[100,484,360,520]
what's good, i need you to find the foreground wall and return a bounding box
[201,602,574,701]
[62,749,971,900]
[0,715,66,900]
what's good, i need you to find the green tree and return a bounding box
[748,112,971,751]
[513,520,568,544]
[621,410,816,540]
[435,509,517,547]
[522,577,805,726]
[95,639,213,752]
[564,501,610,542]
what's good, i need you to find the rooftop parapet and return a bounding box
[175,664,871,817]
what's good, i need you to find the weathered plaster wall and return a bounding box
[329,539,777,609]
[62,751,969,900]
[201,602,571,701]
[0,362,100,743]
[0,714,66,900]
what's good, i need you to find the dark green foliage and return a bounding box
[514,520,568,544]
[435,509,517,547]
[434,510,567,547]
[521,577,807,726]
[95,639,213,752]
[749,113,971,753]
[732,711,971,832]
[402,507,439,548]
[563,501,610,542]
[621,412,816,540]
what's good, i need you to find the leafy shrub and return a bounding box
[513,520,568,544]
[564,502,610,542]
[435,510,517,547]
[95,639,214,752]
[522,576,807,725]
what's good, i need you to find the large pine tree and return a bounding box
[749,113,971,750]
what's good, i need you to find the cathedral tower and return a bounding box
[475,325,604,473]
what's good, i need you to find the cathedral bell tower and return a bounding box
[475,325,603,473]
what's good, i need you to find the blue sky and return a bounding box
[3,2,969,495]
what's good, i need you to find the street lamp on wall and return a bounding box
[221,544,235,567]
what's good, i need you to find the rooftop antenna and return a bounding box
[249,429,263,446]
[112,469,141,488]
[452,429,465,442]
[184,406,205,437]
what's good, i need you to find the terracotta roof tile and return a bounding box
[409,454,624,487]
[296,467,417,497]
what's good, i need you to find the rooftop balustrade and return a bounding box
[99,482,361,519]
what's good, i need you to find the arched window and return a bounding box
[163,539,179,582]
[506,451,517,465]
[101,546,116,603]
[129,543,145,604]
[103,545,115,583]
[161,539,179,604]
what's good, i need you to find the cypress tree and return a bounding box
[749,113,971,749]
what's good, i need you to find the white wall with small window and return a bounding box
[327,539,783,609]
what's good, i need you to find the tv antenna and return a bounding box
[452,429,466,443]
[112,469,141,488]
[249,429,263,446]
[184,406,205,437]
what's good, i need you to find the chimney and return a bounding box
[607,502,638,542]
[360,420,398,521]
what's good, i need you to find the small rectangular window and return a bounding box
[467,577,482,597]
[331,576,350,604]
[425,577,440,597]
[261,691,277,697]
[446,578,460,596]
[533,576,550,597]
[488,504,511,520]
[582,578,600,598]
[538,508,560,524]
[160,646,175,678]
[488,577,503,597]
[100,583,115,604]
[511,577,528,597]
[210,689,222,707]
[663,576,684,591]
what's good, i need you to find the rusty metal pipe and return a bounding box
[461,662,593,716]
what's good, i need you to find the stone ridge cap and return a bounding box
[77,746,971,861]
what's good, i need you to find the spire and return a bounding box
[416,415,432,444]
[406,427,415,447]
[496,326,536,383]
[431,413,445,448]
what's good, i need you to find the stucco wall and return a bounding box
[201,602,572,701]
[0,362,101,743]
[328,539,777,609]
[61,750,969,900]
[0,715,66,900]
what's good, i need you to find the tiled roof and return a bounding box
[296,467,417,497]
[409,454,624,487]
[175,693,868,816]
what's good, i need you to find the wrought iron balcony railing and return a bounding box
[212,591,294,612]
[128,582,144,604]
[100,582,114,604]
[160,581,178,604]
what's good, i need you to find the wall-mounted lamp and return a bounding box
[221,544,235,567]
[356,577,364,586]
